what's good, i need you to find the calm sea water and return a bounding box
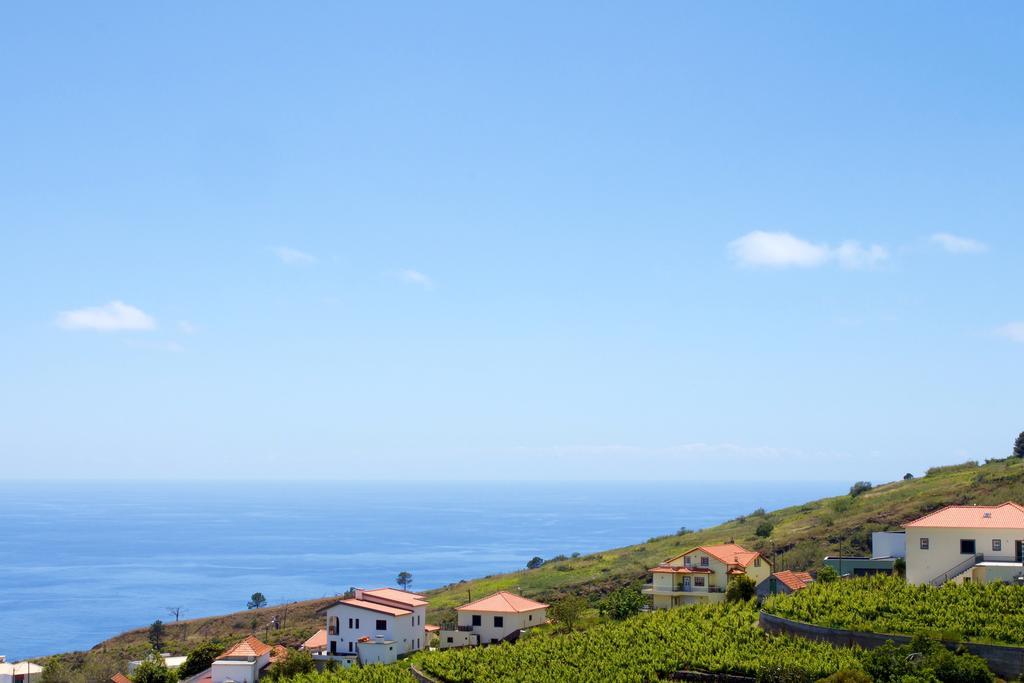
[0,480,842,660]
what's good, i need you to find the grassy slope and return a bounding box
[64,457,1024,665]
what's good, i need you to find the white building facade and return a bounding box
[324,588,428,665]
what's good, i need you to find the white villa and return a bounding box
[0,657,43,683]
[439,591,548,648]
[904,501,1024,585]
[644,543,771,609]
[322,588,428,666]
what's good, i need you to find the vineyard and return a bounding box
[415,603,861,682]
[764,575,1024,645]
[281,664,415,683]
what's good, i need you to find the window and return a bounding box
[700,556,709,567]
[447,637,453,643]
[528,615,533,622]
[920,537,929,550]
[684,555,692,566]
[494,616,504,628]
[347,618,353,629]
[329,617,339,635]
[754,557,761,567]
[472,614,481,626]
[961,539,976,555]
[694,576,705,586]
[376,619,388,630]
[993,539,1002,552]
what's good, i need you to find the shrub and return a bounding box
[848,481,872,497]
[263,648,315,681]
[816,565,839,582]
[601,587,644,620]
[903,472,914,480]
[178,643,222,680]
[549,595,587,631]
[132,656,177,683]
[726,575,756,603]
[526,556,544,570]
[817,670,872,683]
[755,521,774,538]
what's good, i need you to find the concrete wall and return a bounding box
[759,610,1024,680]
[871,531,906,559]
[211,659,257,683]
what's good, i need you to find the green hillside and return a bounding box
[46,457,1024,673]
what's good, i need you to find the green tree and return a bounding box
[148,620,165,649]
[903,472,914,480]
[816,565,839,582]
[849,481,872,497]
[601,587,644,620]
[396,571,413,591]
[177,643,222,680]
[247,592,267,609]
[549,595,587,631]
[755,520,774,538]
[39,658,73,683]
[263,649,315,681]
[892,557,906,578]
[131,657,177,683]
[725,574,756,603]
[1014,431,1024,458]
[526,556,544,570]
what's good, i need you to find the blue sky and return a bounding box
[2,2,1022,480]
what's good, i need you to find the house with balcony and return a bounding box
[904,501,1024,585]
[322,588,428,665]
[644,543,771,609]
[439,591,548,648]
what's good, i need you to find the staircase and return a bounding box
[928,553,982,586]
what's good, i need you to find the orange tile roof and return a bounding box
[904,501,1024,529]
[339,598,412,616]
[425,624,440,632]
[772,570,814,591]
[360,588,429,608]
[269,645,288,663]
[301,628,327,651]
[218,635,272,659]
[665,543,765,568]
[112,674,132,683]
[456,591,549,613]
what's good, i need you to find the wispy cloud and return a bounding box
[56,301,156,332]
[273,246,316,265]
[930,233,988,254]
[996,322,1024,343]
[728,231,888,270]
[398,269,434,288]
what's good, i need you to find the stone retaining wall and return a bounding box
[759,610,1024,680]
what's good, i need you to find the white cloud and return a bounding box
[996,322,1024,343]
[273,246,316,265]
[398,269,434,288]
[930,233,988,254]
[729,231,888,270]
[56,301,156,332]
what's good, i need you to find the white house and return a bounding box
[904,501,1024,585]
[0,657,43,683]
[439,591,548,648]
[323,588,428,665]
[210,635,283,683]
[128,655,187,674]
[644,543,772,609]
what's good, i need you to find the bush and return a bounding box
[755,521,774,538]
[601,587,644,620]
[817,670,872,683]
[526,556,544,570]
[726,575,756,603]
[178,642,222,680]
[816,565,839,582]
[550,595,587,631]
[903,472,914,480]
[848,481,872,497]
[861,635,993,683]
[263,649,315,681]
[132,656,178,683]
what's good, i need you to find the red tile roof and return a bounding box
[664,543,765,569]
[772,570,814,591]
[339,598,412,616]
[218,635,272,659]
[456,591,549,613]
[112,674,132,683]
[301,628,327,651]
[425,624,440,632]
[269,645,287,663]
[360,588,428,608]
[904,501,1024,529]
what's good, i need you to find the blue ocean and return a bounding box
[0,480,842,660]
